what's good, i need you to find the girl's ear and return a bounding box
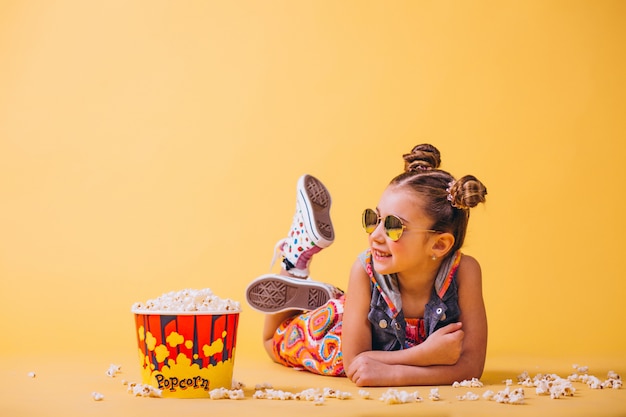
[431,233,455,259]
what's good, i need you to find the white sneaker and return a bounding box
[246,274,343,313]
[275,174,334,277]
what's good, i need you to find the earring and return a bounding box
[431,255,437,261]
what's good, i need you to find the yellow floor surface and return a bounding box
[2,351,625,417]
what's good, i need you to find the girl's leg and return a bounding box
[267,295,346,376]
[260,267,310,359]
[245,174,341,359]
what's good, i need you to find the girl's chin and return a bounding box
[372,257,394,274]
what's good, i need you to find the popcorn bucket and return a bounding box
[132,310,240,398]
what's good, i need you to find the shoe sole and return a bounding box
[246,275,333,313]
[297,175,334,247]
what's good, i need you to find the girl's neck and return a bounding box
[396,262,440,296]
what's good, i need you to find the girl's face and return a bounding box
[368,184,436,276]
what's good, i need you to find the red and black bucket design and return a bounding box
[133,310,240,398]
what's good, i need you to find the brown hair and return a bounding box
[391,144,487,256]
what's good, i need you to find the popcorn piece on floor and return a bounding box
[255,382,273,390]
[487,387,525,405]
[519,377,534,387]
[252,386,351,403]
[602,371,622,389]
[482,390,495,400]
[254,388,310,401]
[126,381,163,398]
[506,388,525,405]
[323,387,352,400]
[428,388,440,401]
[585,375,603,389]
[209,387,244,400]
[231,380,245,390]
[535,376,576,399]
[379,388,422,404]
[253,389,281,400]
[295,388,321,401]
[563,369,621,390]
[483,386,524,404]
[105,364,122,378]
[209,387,228,399]
[607,370,620,380]
[358,389,371,399]
[91,392,105,401]
[452,378,483,388]
[572,364,589,374]
[456,391,480,401]
[27,372,36,378]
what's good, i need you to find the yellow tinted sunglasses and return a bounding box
[361,208,438,241]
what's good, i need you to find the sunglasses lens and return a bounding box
[384,215,404,241]
[362,209,378,233]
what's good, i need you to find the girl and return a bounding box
[246,144,488,387]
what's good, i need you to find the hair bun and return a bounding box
[403,144,442,172]
[448,175,487,209]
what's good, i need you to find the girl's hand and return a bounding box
[418,322,464,366]
[346,354,396,387]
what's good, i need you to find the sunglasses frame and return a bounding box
[362,208,439,241]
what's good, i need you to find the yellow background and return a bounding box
[2,0,625,373]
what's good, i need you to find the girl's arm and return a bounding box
[341,259,374,371]
[342,259,461,369]
[345,255,488,386]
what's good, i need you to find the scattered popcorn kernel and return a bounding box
[482,390,495,400]
[91,392,105,401]
[323,387,352,399]
[452,378,483,388]
[572,364,589,374]
[428,388,440,401]
[602,371,622,389]
[253,390,267,399]
[105,364,122,378]
[126,381,163,398]
[358,389,371,399]
[255,382,273,390]
[535,376,576,399]
[295,388,319,401]
[489,387,525,405]
[313,396,325,406]
[456,391,479,401]
[209,387,244,400]
[231,380,245,390]
[519,377,534,387]
[506,388,525,405]
[379,388,422,404]
[27,372,36,378]
[586,375,603,389]
[253,387,339,403]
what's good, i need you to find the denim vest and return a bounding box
[359,250,462,351]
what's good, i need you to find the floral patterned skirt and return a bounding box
[271,295,345,376]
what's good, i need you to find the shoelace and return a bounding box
[269,238,287,272]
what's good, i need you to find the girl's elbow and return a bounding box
[458,357,485,381]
